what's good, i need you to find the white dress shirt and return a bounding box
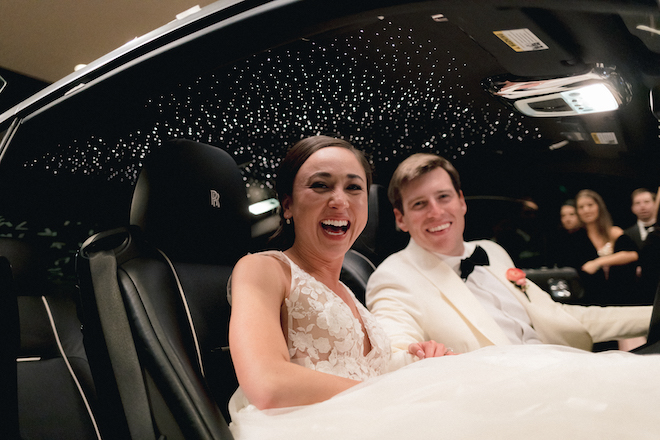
[638,219,655,242]
[435,242,542,345]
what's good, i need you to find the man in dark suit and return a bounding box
[624,188,656,249]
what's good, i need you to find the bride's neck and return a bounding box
[285,246,343,286]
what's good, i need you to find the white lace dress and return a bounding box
[228,253,660,440]
[228,251,391,426]
[275,251,391,379]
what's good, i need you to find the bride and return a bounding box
[228,136,660,439]
[229,135,452,407]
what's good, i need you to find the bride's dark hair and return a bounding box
[270,135,372,249]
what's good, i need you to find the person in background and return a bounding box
[575,189,646,350]
[624,188,657,250]
[550,199,583,268]
[365,154,651,365]
[574,189,639,306]
[638,200,660,306]
[560,200,582,233]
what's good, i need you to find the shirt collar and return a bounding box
[639,219,656,228]
[432,241,475,275]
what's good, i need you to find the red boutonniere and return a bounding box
[506,268,530,300]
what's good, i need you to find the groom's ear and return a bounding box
[393,208,409,232]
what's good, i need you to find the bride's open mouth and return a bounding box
[321,219,350,236]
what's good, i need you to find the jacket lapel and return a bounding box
[405,240,511,346]
[483,263,530,304]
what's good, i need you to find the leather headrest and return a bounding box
[352,184,408,266]
[130,139,251,265]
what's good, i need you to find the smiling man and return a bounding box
[366,153,653,369]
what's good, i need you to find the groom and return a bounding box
[365,153,652,370]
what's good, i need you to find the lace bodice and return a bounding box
[266,251,391,380]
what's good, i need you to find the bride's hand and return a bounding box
[408,341,457,359]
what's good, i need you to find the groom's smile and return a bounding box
[394,167,467,256]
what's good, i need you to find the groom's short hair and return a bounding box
[388,153,462,213]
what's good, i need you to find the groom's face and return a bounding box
[393,167,467,256]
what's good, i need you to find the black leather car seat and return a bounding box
[633,281,660,354]
[0,256,19,439]
[76,139,250,440]
[340,249,376,306]
[0,237,101,440]
[341,184,409,305]
[351,183,409,267]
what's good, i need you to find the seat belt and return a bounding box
[88,249,157,440]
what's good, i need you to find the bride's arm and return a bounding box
[229,254,360,410]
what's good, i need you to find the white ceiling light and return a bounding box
[514,83,620,117]
[560,83,619,113]
[483,67,632,118]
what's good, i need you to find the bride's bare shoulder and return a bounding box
[234,252,290,282]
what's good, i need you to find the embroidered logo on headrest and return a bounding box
[210,190,221,208]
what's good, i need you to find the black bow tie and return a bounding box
[460,245,489,280]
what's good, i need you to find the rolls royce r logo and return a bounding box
[210,190,221,208]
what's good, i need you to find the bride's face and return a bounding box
[283,146,368,257]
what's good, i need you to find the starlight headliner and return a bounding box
[32,18,545,192]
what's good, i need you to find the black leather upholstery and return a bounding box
[77,139,249,439]
[0,256,19,439]
[130,138,250,265]
[633,282,660,354]
[340,249,376,306]
[342,184,408,304]
[0,238,100,440]
[351,184,409,267]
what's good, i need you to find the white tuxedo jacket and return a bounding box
[366,239,652,370]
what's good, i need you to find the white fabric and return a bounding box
[597,242,613,257]
[367,239,652,370]
[438,242,542,345]
[229,344,660,440]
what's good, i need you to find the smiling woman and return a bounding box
[228,137,384,410]
[227,136,452,412]
[269,136,372,250]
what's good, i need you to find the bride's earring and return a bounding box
[286,217,292,225]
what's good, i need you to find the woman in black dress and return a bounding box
[573,190,639,306]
